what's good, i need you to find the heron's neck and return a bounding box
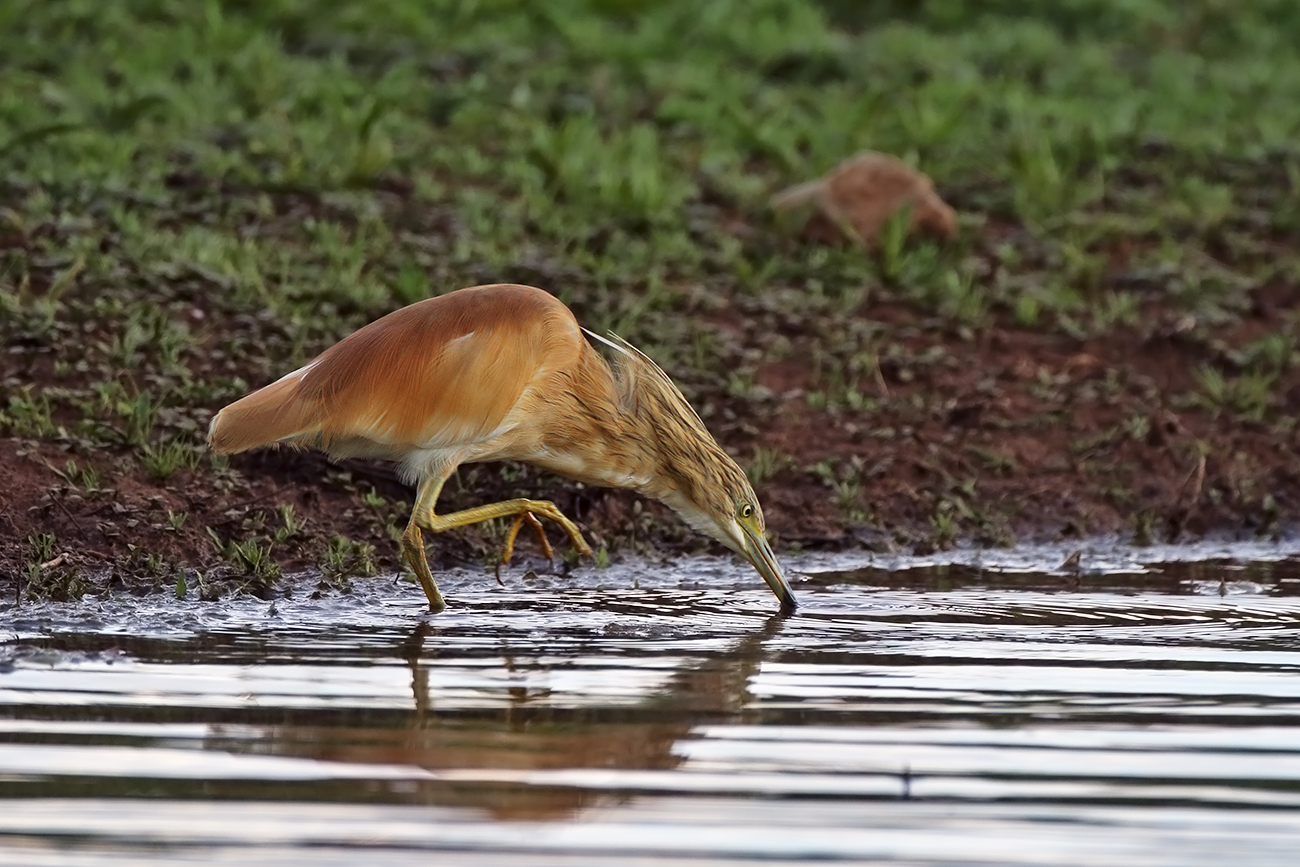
[541,342,720,506]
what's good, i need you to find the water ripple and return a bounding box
[2,548,1300,865]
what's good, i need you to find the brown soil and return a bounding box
[4,277,1298,597]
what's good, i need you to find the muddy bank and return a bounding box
[4,300,1299,601]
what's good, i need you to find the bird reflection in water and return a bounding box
[212,610,790,820]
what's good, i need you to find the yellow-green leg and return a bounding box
[401,474,594,612]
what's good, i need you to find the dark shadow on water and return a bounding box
[806,556,1300,596]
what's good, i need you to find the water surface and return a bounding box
[3,539,1300,865]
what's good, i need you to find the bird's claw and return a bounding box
[562,520,594,558]
[536,503,593,559]
[498,504,593,572]
[501,510,554,566]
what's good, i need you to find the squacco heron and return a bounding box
[207,283,796,613]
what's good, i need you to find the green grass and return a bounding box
[6,3,1300,334]
[3,0,1300,590]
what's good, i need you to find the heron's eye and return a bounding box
[738,503,755,520]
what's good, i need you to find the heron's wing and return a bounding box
[208,285,577,459]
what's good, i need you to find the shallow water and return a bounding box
[3,538,1300,866]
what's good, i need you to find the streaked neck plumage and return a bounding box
[534,332,744,526]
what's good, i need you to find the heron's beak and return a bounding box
[740,527,797,610]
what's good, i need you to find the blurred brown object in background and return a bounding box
[770,150,957,247]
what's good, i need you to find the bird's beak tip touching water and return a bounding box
[741,529,798,611]
[667,497,798,612]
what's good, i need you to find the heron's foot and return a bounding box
[401,525,447,613]
[501,511,553,566]
[520,500,594,560]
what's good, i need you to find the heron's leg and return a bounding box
[501,512,554,565]
[404,478,593,612]
[423,498,593,561]
[402,475,449,613]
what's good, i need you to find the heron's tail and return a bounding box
[207,368,322,455]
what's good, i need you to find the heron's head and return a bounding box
[589,327,797,610]
[658,455,797,611]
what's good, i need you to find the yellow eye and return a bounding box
[738,503,755,520]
